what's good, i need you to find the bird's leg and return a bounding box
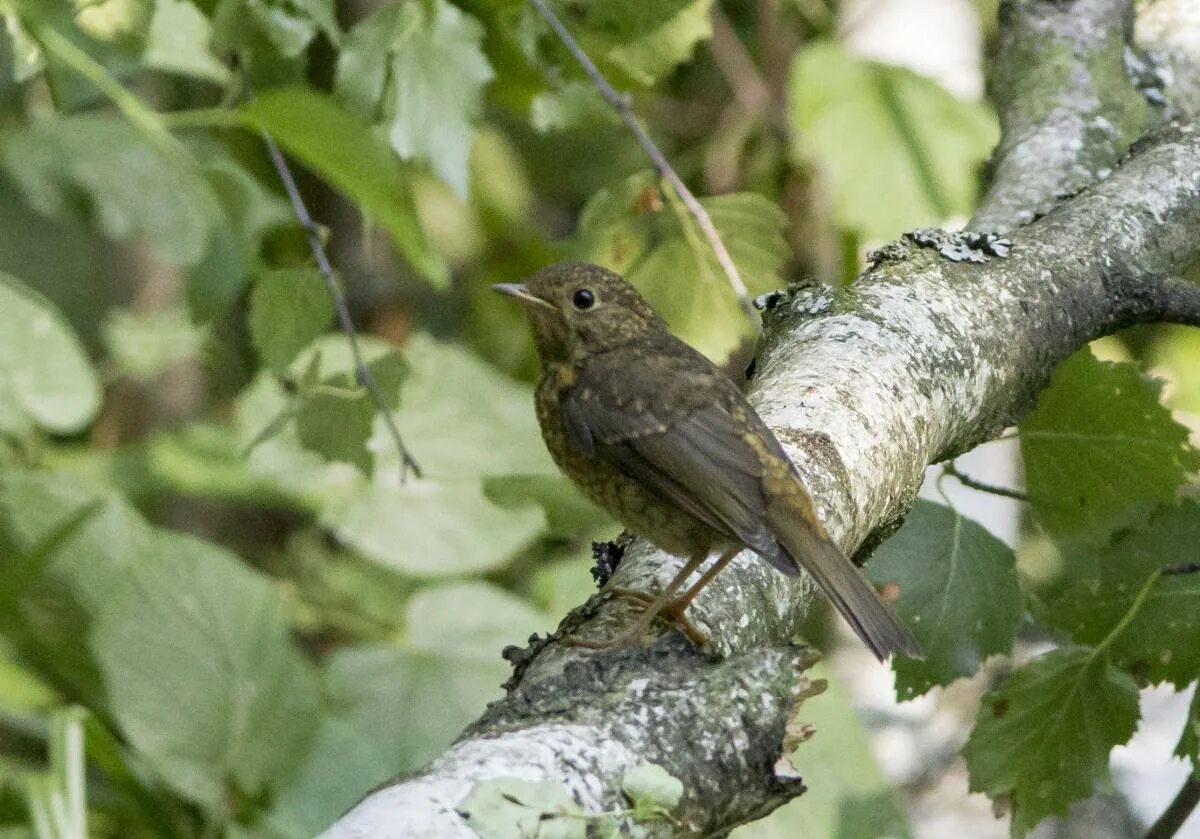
[570,551,707,648]
[662,546,741,620]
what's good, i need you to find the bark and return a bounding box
[324,2,1200,836]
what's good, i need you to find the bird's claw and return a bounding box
[565,587,708,648]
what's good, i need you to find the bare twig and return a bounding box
[260,132,422,481]
[1162,562,1200,576]
[941,461,1027,501]
[528,0,759,325]
[1145,774,1200,839]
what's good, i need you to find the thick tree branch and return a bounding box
[325,2,1200,836]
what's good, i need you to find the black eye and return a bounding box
[572,288,596,310]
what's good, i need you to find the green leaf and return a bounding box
[241,88,448,286]
[457,778,585,839]
[1,11,44,82]
[1,114,219,266]
[405,581,549,658]
[387,1,493,198]
[1040,502,1200,688]
[0,473,322,813]
[334,0,493,199]
[1175,687,1198,770]
[101,306,205,382]
[788,40,997,242]
[601,0,713,86]
[379,333,557,480]
[0,271,101,434]
[621,763,683,812]
[143,0,232,84]
[321,479,546,576]
[578,174,789,362]
[295,387,376,473]
[93,530,322,809]
[1020,349,1200,542]
[962,647,1140,837]
[249,267,334,373]
[866,500,1020,700]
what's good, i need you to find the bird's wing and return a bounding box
[562,347,799,574]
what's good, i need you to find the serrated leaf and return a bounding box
[384,0,493,198]
[867,500,1020,700]
[963,647,1140,837]
[143,0,232,84]
[320,479,545,576]
[788,40,997,242]
[1175,687,1198,769]
[621,763,683,811]
[0,272,101,434]
[250,267,334,373]
[241,88,448,286]
[578,174,789,362]
[1020,349,1200,542]
[101,306,205,382]
[2,114,219,266]
[458,778,585,839]
[333,3,411,121]
[1040,502,1200,688]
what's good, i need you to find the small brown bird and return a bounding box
[494,263,920,660]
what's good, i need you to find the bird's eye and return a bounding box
[572,288,596,310]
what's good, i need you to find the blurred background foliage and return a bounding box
[0,0,1197,836]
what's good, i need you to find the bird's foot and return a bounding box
[565,588,708,648]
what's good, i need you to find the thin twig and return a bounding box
[708,4,771,117]
[260,132,422,481]
[528,0,759,325]
[941,461,1027,501]
[1145,774,1200,839]
[1163,562,1200,576]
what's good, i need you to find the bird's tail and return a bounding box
[766,496,922,661]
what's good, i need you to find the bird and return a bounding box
[493,262,921,660]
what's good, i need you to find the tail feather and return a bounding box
[766,499,922,661]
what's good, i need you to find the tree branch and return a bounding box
[324,2,1200,836]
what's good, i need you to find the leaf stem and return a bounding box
[258,127,422,481]
[527,0,759,325]
[941,460,1027,501]
[1092,570,1161,657]
[35,26,181,157]
[1145,773,1200,839]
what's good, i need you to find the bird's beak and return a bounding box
[491,283,555,310]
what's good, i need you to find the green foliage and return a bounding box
[242,88,449,286]
[1176,688,1199,771]
[577,172,790,361]
[867,500,1020,700]
[335,0,493,199]
[788,40,997,243]
[2,115,218,266]
[2,1,1192,838]
[457,778,586,839]
[0,272,100,435]
[1039,503,1200,688]
[621,763,684,817]
[249,267,334,373]
[963,647,1140,837]
[1020,349,1200,542]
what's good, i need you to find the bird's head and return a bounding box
[493,262,663,363]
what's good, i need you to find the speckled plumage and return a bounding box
[496,262,920,660]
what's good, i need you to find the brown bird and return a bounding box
[494,262,920,660]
